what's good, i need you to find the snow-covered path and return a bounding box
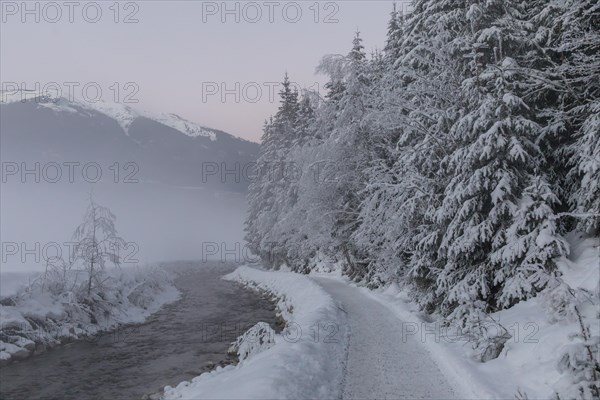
[312,277,457,400]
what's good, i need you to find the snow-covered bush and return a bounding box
[557,332,600,399]
[544,274,600,399]
[228,322,276,362]
[0,265,178,365]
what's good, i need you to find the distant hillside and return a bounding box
[0,96,259,192]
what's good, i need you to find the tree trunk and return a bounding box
[87,259,94,295]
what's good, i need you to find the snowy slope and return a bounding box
[0,91,259,192]
[1,90,215,140]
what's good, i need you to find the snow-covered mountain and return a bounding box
[0,93,259,192]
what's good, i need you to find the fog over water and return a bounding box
[0,95,258,302]
[1,181,248,274]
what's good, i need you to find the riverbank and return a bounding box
[0,265,180,367]
[0,262,280,400]
[163,265,348,400]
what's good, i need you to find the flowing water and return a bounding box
[0,262,277,400]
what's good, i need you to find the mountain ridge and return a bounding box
[0,93,259,192]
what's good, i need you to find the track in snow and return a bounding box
[312,277,457,400]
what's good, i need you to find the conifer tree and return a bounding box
[245,74,300,267]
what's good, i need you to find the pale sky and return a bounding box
[1,1,405,142]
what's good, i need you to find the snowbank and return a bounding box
[163,265,347,400]
[0,265,179,365]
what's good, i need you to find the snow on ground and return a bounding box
[0,265,180,365]
[163,266,347,400]
[162,233,598,400]
[163,265,461,400]
[324,278,514,399]
[312,277,458,399]
[311,233,600,399]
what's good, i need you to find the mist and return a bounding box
[1,181,248,273]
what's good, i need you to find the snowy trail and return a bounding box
[312,277,457,400]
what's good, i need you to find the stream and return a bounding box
[0,262,277,400]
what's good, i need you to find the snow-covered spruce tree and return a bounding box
[261,55,353,273]
[349,5,405,287]
[245,73,299,268]
[72,196,126,296]
[293,90,318,147]
[560,0,600,235]
[383,2,404,70]
[571,104,600,232]
[525,0,600,234]
[353,0,470,297]
[521,0,575,217]
[268,90,322,273]
[557,321,600,399]
[491,177,569,307]
[245,117,273,262]
[257,32,381,278]
[312,31,379,282]
[433,0,568,334]
[571,106,600,235]
[392,0,468,306]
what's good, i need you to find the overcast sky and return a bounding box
[1,1,406,142]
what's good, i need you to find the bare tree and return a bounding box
[72,195,126,296]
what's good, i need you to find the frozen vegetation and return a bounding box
[0,197,180,365]
[240,1,600,398]
[0,265,179,366]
